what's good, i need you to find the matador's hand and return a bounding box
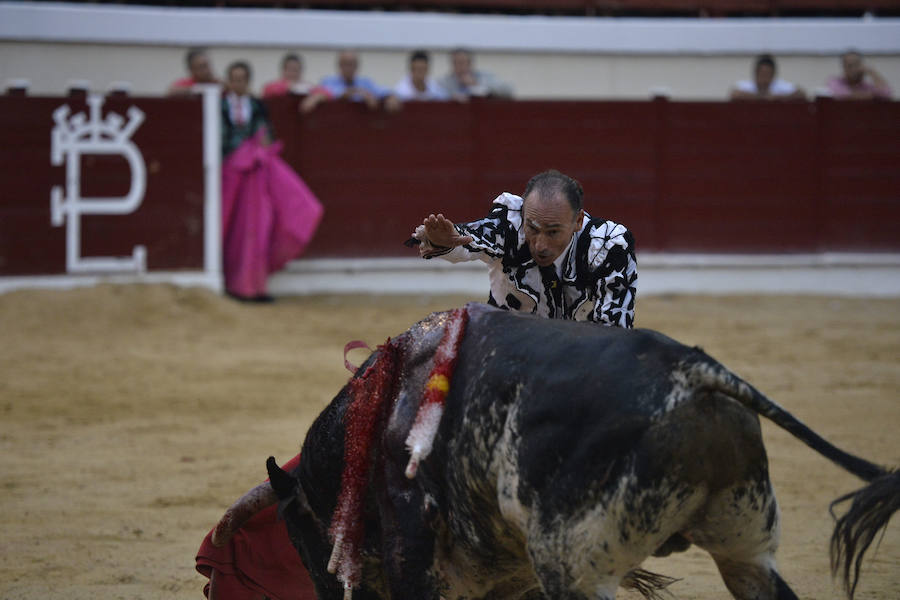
[420,214,474,248]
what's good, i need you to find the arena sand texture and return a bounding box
[0,284,897,599]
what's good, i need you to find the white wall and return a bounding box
[1,2,899,100]
[4,42,899,100]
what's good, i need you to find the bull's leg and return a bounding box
[689,479,798,600]
[524,515,631,600]
[519,468,699,600]
[711,556,799,600]
[510,458,710,600]
[529,558,617,600]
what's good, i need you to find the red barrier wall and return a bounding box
[2,96,898,278]
[266,97,900,258]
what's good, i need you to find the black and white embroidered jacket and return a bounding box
[423,193,637,328]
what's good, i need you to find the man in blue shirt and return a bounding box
[319,49,399,111]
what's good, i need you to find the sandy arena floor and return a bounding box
[0,284,897,599]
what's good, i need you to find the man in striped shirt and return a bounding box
[410,170,637,328]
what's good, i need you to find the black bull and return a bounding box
[215,302,897,600]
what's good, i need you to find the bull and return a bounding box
[213,302,896,600]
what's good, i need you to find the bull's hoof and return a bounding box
[652,533,691,557]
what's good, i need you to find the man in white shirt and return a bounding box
[393,50,449,101]
[438,48,513,101]
[730,54,806,101]
[409,170,637,328]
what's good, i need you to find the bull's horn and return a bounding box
[210,479,277,547]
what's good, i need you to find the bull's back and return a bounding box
[445,305,697,432]
[418,310,686,541]
[433,307,764,528]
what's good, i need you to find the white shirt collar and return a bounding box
[551,231,578,278]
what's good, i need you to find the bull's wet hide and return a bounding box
[261,303,894,600]
[651,533,692,557]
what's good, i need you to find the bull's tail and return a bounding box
[829,469,900,600]
[686,358,888,483]
[686,358,895,598]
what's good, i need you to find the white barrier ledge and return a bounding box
[4,255,898,297]
[0,271,222,296]
[2,2,900,54]
[267,254,900,297]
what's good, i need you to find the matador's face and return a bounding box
[523,192,583,268]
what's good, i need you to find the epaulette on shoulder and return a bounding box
[574,217,612,289]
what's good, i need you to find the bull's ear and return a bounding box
[267,456,296,500]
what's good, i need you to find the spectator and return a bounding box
[393,50,449,101]
[730,54,805,101]
[438,48,513,101]
[262,52,316,98]
[826,50,892,100]
[222,61,271,157]
[168,47,220,96]
[316,49,399,111]
[220,60,324,302]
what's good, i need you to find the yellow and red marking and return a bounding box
[405,308,469,479]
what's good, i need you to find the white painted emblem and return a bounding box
[50,94,147,273]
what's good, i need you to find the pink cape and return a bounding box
[195,452,316,600]
[221,136,323,298]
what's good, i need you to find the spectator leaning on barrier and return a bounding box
[262,52,316,98]
[826,50,892,100]
[439,48,513,101]
[168,47,220,96]
[315,49,400,112]
[393,49,449,101]
[729,54,805,101]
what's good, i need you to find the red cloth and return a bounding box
[196,452,316,600]
[170,77,223,94]
[262,80,334,99]
[221,135,324,298]
[172,77,195,87]
[262,79,291,98]
[170,76,197,91]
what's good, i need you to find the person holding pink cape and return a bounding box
[220,60,323,302]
